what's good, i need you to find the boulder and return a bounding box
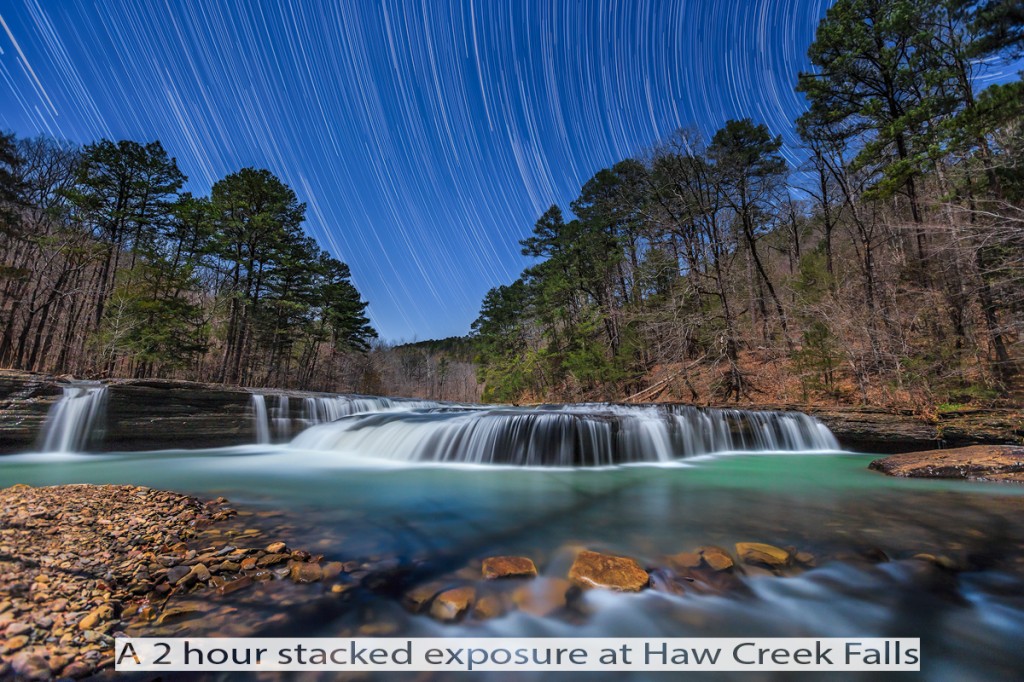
[870,445,1024,482]
[482,556,538,580]
[568,550,649,591]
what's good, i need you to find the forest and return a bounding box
[0,136,376,390]
[470,0,1024,410]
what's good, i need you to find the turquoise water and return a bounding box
[2,448,1024,680]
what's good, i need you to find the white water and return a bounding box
[251,394,271,444]
[38,383,108,453]
[290,403,840,466]
[252,392,446,443]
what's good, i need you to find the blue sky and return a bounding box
[1,0,836,341]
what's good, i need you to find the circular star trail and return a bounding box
[0,0,833,341]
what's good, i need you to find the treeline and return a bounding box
[472,0,1024,409]
[0,136,376,389]
[359,337,484,403]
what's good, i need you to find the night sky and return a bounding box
[1,0,834,341]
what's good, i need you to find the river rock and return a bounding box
[217,576,253,595]
[290,562,323,583]
[735,542,790,568]
[568,550,649,591]
[667,551,702,570]
[10,649,49,680]
[482,556,538,579]
[472,593,506,619]
[3,635,29,652]
[77,605,113,631]
[870,445,1024,482]
[188,563,211,583]
[699,546,735,571]
[266,542,288,553]
[403,581,447,613]
[4,622,32,637]
[166,565,191,584]
[429,587,475,621]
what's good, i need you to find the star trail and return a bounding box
[0,0,834,341]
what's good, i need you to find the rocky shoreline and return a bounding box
[0,484,351,679]
[1,369,1021,454]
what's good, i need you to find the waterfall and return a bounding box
[289,404,840,466]
[39,383,108,453]
[271,395,291,439]
[252,394,270,444]
[253,392,446,443]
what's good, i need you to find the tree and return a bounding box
[709,119,792,346]
[796,0,946,271]
[210,168,306,384]
[66,140,185,334]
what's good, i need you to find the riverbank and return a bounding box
[1,369,1021,454]
[0,484,349,679]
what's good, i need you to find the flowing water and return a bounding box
[3,390,1023,680]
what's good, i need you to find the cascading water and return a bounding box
[252,394,271,444]
[252,392,447,444]
[38,383,108,453]
[289,403,840,466]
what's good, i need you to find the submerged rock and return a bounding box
[482,556,538,579]
[568,550,649,591]
[699,546,735,571]
[870,445,1024,483]
[430,587,475,622]
[735,542,790,568]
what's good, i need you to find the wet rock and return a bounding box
[156,605,203,625]
[666,551,702,570]
[166,565,191,584]
[568,550,649,591]
[870,445,1024,482]
[912,553,959,570]
[794,551,816,567]
[482,556,538,580]
[699,546,735,572]
[257,553,289,567]
[322,562,344,579]
[188,563,211,583]
[430,587,475,622]
[290,562,323,583]
[403,582,446,613]
[735,542,790,568]
[472,593,506,619]
[265,542,288,554]
[216,576,253,596]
